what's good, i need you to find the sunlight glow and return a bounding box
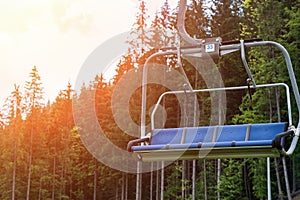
[0,0,178,106]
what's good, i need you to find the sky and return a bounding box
[0,0,179,107]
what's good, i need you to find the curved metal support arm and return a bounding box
[284,128,299,156]
[247,41,300,156]
[240,40,256,87]
[177,0,200,45]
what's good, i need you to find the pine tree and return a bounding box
[113,1,151,85]
[0,84,24,199]
[24,66,44,200]
[48,82,75,199]
[9,84,23,200]
[129,0,151,54]
[149,1,177,49]
[210,0,243,40]
[113,55,135,85]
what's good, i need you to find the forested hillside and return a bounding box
[0,0,299,199]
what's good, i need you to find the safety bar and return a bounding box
[150,83,292,130]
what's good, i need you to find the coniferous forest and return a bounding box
[1,0,300,199]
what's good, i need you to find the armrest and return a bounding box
[272,130,294,150]
[127,137,150,152]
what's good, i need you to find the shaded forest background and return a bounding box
[0,0,300,199]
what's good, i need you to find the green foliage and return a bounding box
[0,1,300,199]
[164,163,183,199]
[250,158,267,199]
[218,159,245,200]
[24,66,44,112]
[194,160,219,199]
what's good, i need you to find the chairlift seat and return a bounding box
[128,122,291,161]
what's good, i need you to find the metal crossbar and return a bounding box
[150,83,292,130]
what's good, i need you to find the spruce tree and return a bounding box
[24,66,44,200]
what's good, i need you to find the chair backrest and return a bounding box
[151,122,288,145]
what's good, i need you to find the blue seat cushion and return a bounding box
[132,122,287,151]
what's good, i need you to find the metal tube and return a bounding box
[142,49,201,135]
[282,157,292,200]
[150,162,153,200]
[136,161,141,200]
[151,83,291,130]
[285,85,293,126]
[177,0,200,45]
[240,40,256,87]
[161,161,164,200]
[141,51,174,137]
[192,160,196,200]
[267,157,271,200]
[253,41,300,156]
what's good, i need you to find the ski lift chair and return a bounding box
[127,0,300,162]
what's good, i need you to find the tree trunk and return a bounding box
[11,131,17,200]
[121,173,124,200]
[69,172,72,200]
[274,158,284,200]
[59,164,64,200]
[38,175,43,200]
[52,156,56,200]
[150,162,153,200]
[125,174,128,200]
[115,179,119,200]
[51,102,58,200]
[26,126,34,200]
[204,160,207,200]
[93,159,97,200]
[243,162,251,199]
[182,160,186,199]
[187,161,191,196]
[268,89,273,123]
[156,162,159,200]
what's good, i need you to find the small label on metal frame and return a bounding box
[205,44,215,52]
